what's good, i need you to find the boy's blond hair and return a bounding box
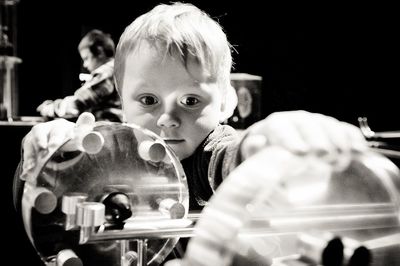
[115,2,237,120]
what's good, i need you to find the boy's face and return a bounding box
[121,42,225,160]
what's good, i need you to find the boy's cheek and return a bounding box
[122,105,148,122]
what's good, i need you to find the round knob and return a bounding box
[81,131,104,154]
[26,186,57,214]
[76,202,105,227]
[62,192,88,215]
[138,140,166,162]
[158,198,185,219]
[56,249,83,266]
[123,251,138,266]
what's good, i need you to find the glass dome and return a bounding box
[185,147,400,266]
[21,122,189,266]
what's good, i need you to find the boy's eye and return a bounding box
[139,95,158,106]
[180,96,200,106]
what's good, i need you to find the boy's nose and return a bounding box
[157,113,180,128]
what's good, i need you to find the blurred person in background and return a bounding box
[37,29,123,122]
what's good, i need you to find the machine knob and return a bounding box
[102,192,133,224]
[62,192,88,215]
[76,202,105,227]
[138,140,166,162]
[25,186,57,214]
[123,251,138,266]
[62,193,88,230]
[56,249,83,266]
[81,131,104,154]
[158,198,185,219]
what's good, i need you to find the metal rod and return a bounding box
[83,203,398,243]
[370,147,400,159]
[370,131,400,139]
[136,239,147,266]
[358,117,400,139]
[88,226,196,242]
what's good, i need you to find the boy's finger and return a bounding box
[21,137,37,180]
[60,112,96,152]
[39,104,55,118]
[47,124,73,149]
[30,124,50,150]
[36,100,53,112]
[56,100,67,117]
[21,130,51,180]
[241,134,268,159]
[67,107,79,116]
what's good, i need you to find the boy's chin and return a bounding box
[170,147,193,161]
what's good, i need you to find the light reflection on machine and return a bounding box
[21,123,189,266]
[20,122,400,266]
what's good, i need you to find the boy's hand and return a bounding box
[54,96,80,118]
[20,112,96,180]
[241,110,368,169]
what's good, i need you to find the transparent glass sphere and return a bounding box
[185,147,400,266]
[21,122,189,266]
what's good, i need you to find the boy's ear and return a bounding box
[95,46,106,59]
[219,85,238,123]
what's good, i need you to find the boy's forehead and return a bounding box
[128,41,162,62]
[186,53,213,84]
[126,41,214,84]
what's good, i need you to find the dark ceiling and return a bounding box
[12,0,399,130]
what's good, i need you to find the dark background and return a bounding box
[13,0,399,131]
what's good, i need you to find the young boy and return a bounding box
[16,2,368,265]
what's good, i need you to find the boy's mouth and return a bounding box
[163,139,184,144]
